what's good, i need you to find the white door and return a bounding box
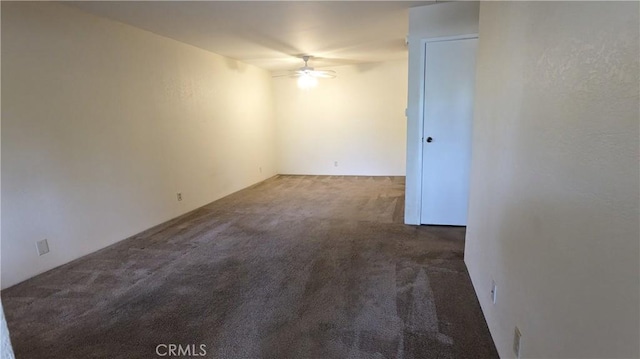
[420,37,477,225]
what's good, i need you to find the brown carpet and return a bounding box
[2,175,498,359]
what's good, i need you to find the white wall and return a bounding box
[0,7,10,357]
[273,60,407,176]
[0,302,14,359]
[466,2,639,358]
[404,2,479,224]
[1,2,277,289]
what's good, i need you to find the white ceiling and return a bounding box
[65,1,435,71]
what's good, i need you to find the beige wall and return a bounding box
[1,2,277,288]
[273,60,407,176]
[465,2,639,358]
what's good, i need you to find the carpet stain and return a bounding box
[2,175,498,359]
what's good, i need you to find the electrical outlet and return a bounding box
[259,167,263,173]
[334,161,338,167]
[491,280,497,304]
[513,327,522,358]
[36,239,50,256]
[176,192,182,201]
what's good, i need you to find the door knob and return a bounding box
[426,137,433,143]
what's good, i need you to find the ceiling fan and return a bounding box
[273,56,337,89]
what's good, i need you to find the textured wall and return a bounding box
[465,2,639,358]
[1,2,277,288]
[273,60,407,176]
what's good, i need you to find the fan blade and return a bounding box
[310,70,337,79]
[272,70,304,78]
[271,57,338,80]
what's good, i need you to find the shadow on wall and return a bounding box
[223,57,250,73]
[352,62,386,74]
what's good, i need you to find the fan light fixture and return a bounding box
[297,73,318,89]
[273,55,336,89]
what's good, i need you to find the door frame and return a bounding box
[405,34,478,225]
